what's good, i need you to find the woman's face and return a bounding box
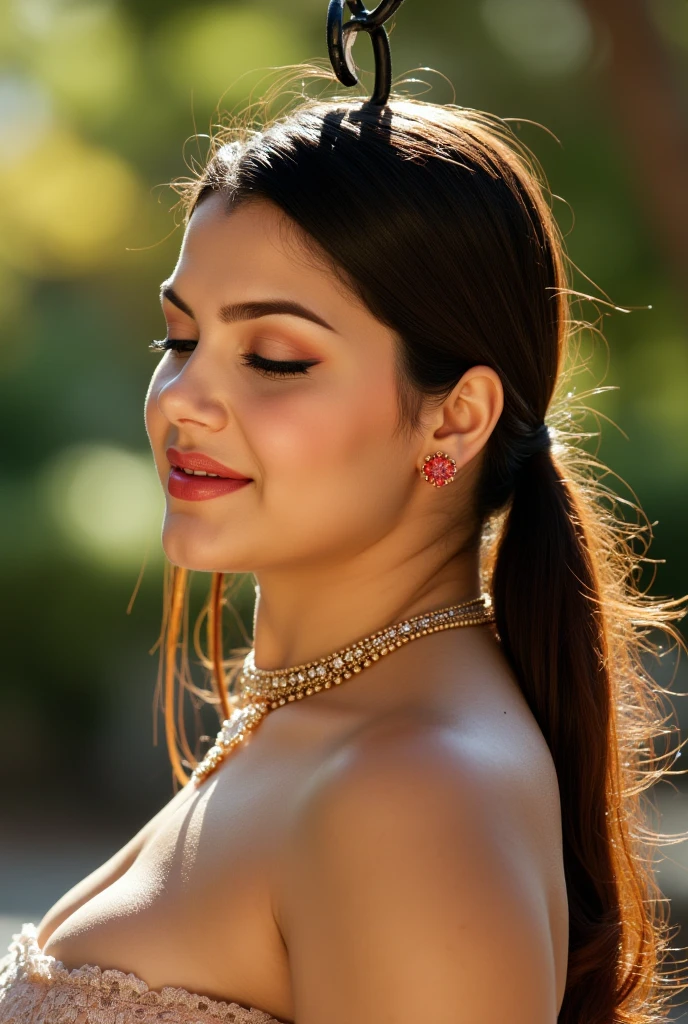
[145,193,431,574]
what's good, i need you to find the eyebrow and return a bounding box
[160,284,336,333]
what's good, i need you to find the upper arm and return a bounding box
[278,723,560,1024]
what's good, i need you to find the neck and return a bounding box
[250,539,481,671]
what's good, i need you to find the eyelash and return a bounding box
[148,338,318,378]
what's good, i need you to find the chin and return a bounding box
[160,517,255,574]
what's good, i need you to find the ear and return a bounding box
[422,365,503,470]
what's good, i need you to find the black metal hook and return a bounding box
[326,0,407,106]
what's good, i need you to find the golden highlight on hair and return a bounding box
[149,65,688,1023]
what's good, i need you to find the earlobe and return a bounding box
[420,451,458,488]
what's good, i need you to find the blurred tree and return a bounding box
[0,0,685,828]
[579,0,688,307]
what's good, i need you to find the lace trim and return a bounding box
[0,922,285,1023]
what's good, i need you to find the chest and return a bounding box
[37,709,347,1022]
[34,666,569,1018]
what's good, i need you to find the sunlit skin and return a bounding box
[32,193,568,1024]
[144,192,504,671]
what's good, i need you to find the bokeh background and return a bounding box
[1,0,688,1015]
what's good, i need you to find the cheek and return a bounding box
[144,371,168,469]
[247,371,398,472]
[240,361,409,537]
[143,377,156,436]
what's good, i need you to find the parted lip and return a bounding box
[166,447,252,480]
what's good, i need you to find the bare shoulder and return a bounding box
[276,715,566,1024]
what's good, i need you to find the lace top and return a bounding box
[0,922,288,1024]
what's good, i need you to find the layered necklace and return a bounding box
[190,593,495,786]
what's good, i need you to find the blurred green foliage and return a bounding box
[1,0,686,818]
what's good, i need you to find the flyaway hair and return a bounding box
[151,69,688,1023]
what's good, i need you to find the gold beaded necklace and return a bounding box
[189,593,495,786]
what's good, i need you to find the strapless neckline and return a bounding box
[0,921,289,1023]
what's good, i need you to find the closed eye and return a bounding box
[149,338,197,354]
[241,351,320,378]
[148,339,320,377]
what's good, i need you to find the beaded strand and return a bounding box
[189,594,494,786]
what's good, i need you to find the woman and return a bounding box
[1,76,687,1024]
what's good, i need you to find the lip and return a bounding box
[165,447,253,502]
[166,447,251,480]
[167,468,251,502]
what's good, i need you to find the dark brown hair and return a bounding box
[154,77,688,1023]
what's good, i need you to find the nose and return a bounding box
[154,354,229,432]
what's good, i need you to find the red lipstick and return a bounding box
[166,447,252,502]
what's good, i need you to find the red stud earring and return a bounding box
[420,451,457,487]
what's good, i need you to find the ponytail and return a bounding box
[165,83,688,1020]
[486,441,686,1023]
